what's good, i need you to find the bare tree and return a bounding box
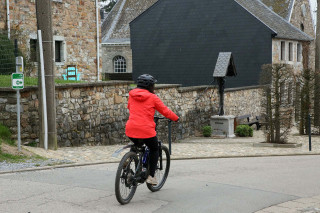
[260,64,294,143]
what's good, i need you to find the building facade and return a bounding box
[102,0,315,87]
[101,0,157,80]
[129,0,314,87]
[0,0,101,81]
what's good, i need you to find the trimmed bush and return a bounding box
[235,125,253,137]
[202,126,212,137]
[0,124,11,140]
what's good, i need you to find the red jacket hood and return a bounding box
[129,88,152,102]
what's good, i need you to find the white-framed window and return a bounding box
[113,56,127,73]
[280,41,286,61]
[297,43,302,62]
[288,42,293,61]
[53,36,66,65]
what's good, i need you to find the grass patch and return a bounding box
[0,137,46,163]
[0,75,85,87]
[0,123,11,139]
[0,152,29,163]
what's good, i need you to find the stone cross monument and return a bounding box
[211,52,237,137]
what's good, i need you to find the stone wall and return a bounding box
[272,38,305,73]
[224,86,263,117]
[290,0,315,70]
[0,0,101,80]
[0,82,263,146]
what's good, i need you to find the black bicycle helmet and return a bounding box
[136,74,157,91]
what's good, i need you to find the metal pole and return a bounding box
[96,0,100,81]
[6,0,10,39]
[17,90,21,152]
[168,120,172,155]
[309,114,312,151]
[38,30,48,150]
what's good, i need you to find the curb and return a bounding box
[1,153,320,175]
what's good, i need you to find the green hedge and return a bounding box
[235,125,253,137]
[202,126,212,137]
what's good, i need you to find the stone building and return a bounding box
[130,0,314,87]
[102,0,315,85]
[101,0,157,80]
[262,0,316,70]
[0,0,101,81]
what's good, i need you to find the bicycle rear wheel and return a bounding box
[147,145,170,192]
[115,152,138,204]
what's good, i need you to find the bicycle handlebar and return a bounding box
[154,116,173,122]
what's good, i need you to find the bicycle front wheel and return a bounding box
[147,145,170,192]
[115,152,138,204]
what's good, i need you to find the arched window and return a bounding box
[300,23,304,32]
[113,56,126,73]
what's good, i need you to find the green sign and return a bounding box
[12,73,24,89]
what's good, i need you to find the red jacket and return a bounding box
[125,88,179,138]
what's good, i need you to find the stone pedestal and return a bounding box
[210,115,235,137]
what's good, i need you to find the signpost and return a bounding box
[12,56,24,152]
[12,73,24,89]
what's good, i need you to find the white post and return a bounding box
[15,57,24,152]
[96,0,100,81]
[6,0,10,39]
[16,90,21,151]
[38,30,48,150]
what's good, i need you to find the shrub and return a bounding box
[0,124,11,140]
[202,126,212,137]
[235,125,253,137]
[0,33,16,74]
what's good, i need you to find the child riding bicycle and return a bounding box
[125,74,179,185]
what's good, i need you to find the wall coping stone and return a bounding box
[155,84,182,89]
[177,85,216,93]
[225,85,262,93]
[0,81,134,93]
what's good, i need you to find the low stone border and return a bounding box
[253,142,303,148]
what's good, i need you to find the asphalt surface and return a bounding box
[1,155,320,213]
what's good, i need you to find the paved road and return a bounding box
[1,155,320,213]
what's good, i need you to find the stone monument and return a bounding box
[211,52,237,137]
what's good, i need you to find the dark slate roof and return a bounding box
[259,0,294,20]
[235,0,313,41]
[101,0,158,43]
[102,38,130,45]
[213,53,237,78]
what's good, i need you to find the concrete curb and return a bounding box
[253,142,303,148]
[1,153,320,175]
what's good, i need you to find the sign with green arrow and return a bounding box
[12,73,24,89]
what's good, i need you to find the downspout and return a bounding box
[6,0,10,39]
[96,0,100,81]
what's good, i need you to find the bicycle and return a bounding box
[114,116,171,205]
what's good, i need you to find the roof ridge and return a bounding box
[237,0,313,41]
[234,0,277,35]
[287,0,295,21]
[104,0,128,41]
[258,0,313,40]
